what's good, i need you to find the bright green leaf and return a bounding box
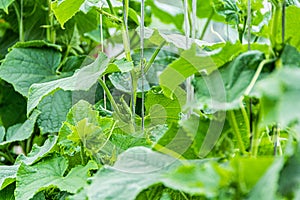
[145,86,184,126]
[15,155,98,200]
[27,53,109,115]
[0,165,18,190]
[162,163,223,197]
[0,0,14,14]
[193,50,265,110]
[159,42,245,98]
[247,158,285,200]
[0,47,62,97]
[15,136,58,165]
[51,0,85,29]
[0,110,40,146]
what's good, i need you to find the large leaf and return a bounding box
[0,165,18,190]
[143,28,213,50]
[27,53,109,115]
[285,6,300,51]
[145,86,185,126]
[0,47,62,97]
[247,158,285,200]
[159,43,245,99]
[0,110,40,146]
[278,142,300,198]
[58,100,113,156]
[15,136,58,165]
[15,155,98,200]
[254,68,300,128]
[84,147,225,199]
[0,136,57,191]
[51,0,85,28]
[37,90,72,134]
[193,50,265,110]
[0,0,14,13]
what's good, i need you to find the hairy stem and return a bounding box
[98,78,120,114]
[228,110,246,154]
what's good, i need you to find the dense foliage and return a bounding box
[1,0,300,199]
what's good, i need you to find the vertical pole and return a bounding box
[140,0,145,132]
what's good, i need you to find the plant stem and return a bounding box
[243,59,273,96]
[80,143,86,165]
[95,8,122,24]
[98,78,120,114]
[271,1,283,53]
[106,0,116,15]
[0,151,15,164]
[200,10,214,40]
[13,1,24,42]
[228,110,246,154]
[144,41,166,74]
[47,0,55,43]
[239,101,251,143]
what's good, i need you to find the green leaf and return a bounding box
[51,0,85,29]
[0,0,14,14]
[0,110,40,146]
[109,72,150,93]
[37,90,72,134]
[193,50,265,110]
[67,118,107,155]
[27,53,109,115]
[159,42,245,98]
[143,28,213,50]
[212,0,240,24]
[0,47,62,97]
[254,68,300,128]
[0,182,15,200]
[285,6,300,51]
[58,100,113,156]
[106,59,134,74]
[86,147,179,200]
[145,1,184,31]
[162,163,224,197]
[278,142,300,198]
[0,165,18,190]
[153,123,196,159]
[15,136,58,165]
[15,155,98,200]
[247,158,285,200]
[145,86,184,126]
[231,157,274,193]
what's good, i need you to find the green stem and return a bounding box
[0,151,15,164]
[13,1,24,42]
[95,8,122,24]
[56,45,71,74]
[144,41,166,74]
[200,10,214,40]
[239,101,251,142]
[238,16,247,43]
[228,110,246,154]
[106,0,116,15]
[271,2,283,53]
[80,143,86,165]
[98,78,120,114]
[243,59,273,96]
